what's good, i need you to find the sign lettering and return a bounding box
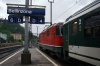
[10,18,13,22]
[7,7,45,15]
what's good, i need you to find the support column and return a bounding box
[50,2,52,26]
[21,0,31,64]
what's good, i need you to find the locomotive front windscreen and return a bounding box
[56,26,63,36]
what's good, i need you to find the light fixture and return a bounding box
[48,0,54,3]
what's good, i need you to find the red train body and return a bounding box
[38,23,63,56]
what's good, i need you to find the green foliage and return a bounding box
[0,21,37,43]
[9,36,14,42]
[0,21,25,42]
[31,35,38,43]
[28,31,37,43]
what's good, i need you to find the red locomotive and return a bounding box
[38,23,63,56]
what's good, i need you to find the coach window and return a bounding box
[72,22,77,35]
[84,11,100,38]
[95,26,100,38]
[84,28,92,38]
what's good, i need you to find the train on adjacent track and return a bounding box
[38,0,100,66]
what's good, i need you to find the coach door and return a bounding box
[63,23,69,53]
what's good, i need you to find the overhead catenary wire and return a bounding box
[53,0,61,8]
[53,0,82,21]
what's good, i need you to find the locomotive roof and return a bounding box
[41,22,63,33]
[65,0,100,23]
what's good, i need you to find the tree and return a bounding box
[9,36,14,42]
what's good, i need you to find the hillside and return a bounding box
[0,21,25,41]
[0,20,38,43]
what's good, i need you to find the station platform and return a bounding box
[0,46,56,66]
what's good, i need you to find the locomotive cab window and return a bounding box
[56,26,62,36]
[72,22,77,35]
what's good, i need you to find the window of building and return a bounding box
[72,22,77,35]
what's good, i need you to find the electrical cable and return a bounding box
[53,0,61,8]
[53,0,81,21]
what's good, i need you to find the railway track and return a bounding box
[0,46,22,61]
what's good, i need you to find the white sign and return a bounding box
[79,19,81,25]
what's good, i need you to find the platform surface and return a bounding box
[0,47,54,66]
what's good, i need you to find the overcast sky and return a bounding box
[0,0,95,35]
